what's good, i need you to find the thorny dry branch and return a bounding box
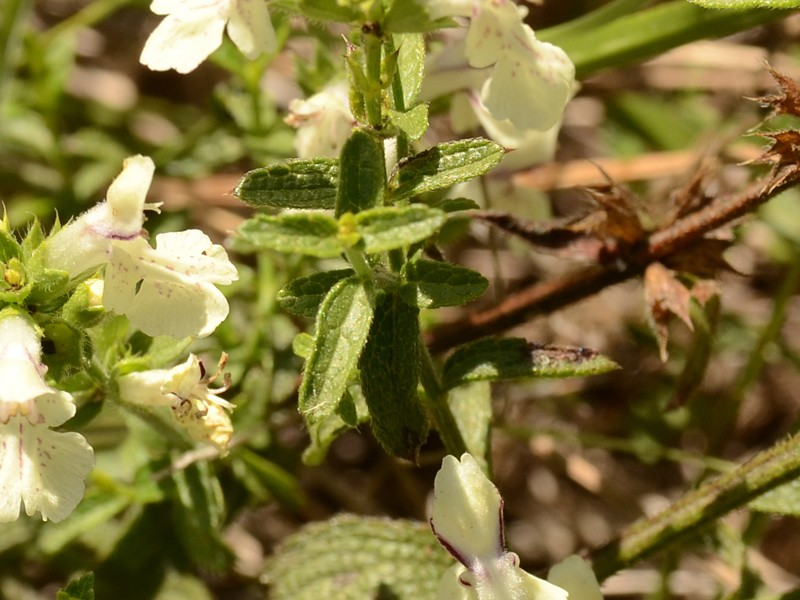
[426,66,800,355]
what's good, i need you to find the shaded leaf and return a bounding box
[265,515,452,600]
[644,262,694,361]
[236,213,341,257]
[303,386,369,466]
[448,381,492,472]
[57,573,95,600]
[355,205,446,253]
[389,138,505,199]
[278,269,355,318]
[662,238,735,278]
[401,259,488,308]
[336,128,385,216]
[442,337,619,390]
[359,293,428,461]
[235,159,338,210]
[299,277,374,424]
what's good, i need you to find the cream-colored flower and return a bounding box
[431,453,602,600]
[42,156,238,338]
[119,354,234,452]
[0,313,94,523]
[286,83,356,159]
[140,0,276,74]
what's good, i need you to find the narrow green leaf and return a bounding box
[435,197,481,212]
[388,103,429,141]
[235,159,338,210]
[442,337,619,390]
[359,293,428,460]
[355,205,445,253]
[0,226,21,261]
[336,128,386,216]
[395,33,425,106]
[402,259,488,308]
[57,573,95,600]
[265,515,452,600]
[687,0,800,7]
[236,213,341,257]
[277,269,355,318]
[299,277,374,424]
[389,138,505,199]
[171,463,233,574]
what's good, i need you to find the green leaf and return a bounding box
[442,338,620,390]
[687,0,800,6]
[435,197,481,212]
[388,103,429,141]
[235,159,338,210]
[171,463,233,574]
[278,269,355,318]
[448,381,492,472]
[384,0,448,32]
[299,277,374,424]
[297,0,362,21]
[0,224,21,262]
[265,515,452,600]
[236,213,342,257]
[303,385,369,465]
[234,448,306,510]
[39,493,130,555]
[395,33,425,106]
[57,573,95,600]
[359,293,428,460]
[355,205,446,253]
[389,138,505,200]
[401,259,488,308]
[336,128,386,216]
[293,332,315,359]
[750,477,800,515]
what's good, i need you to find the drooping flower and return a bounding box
[285,83,356,159]
[430,453,602,600]
[118,353,234,452]
[42,155,238,338]
[0,312,94,523]
[423,0,574,157]
[140,0,276,74]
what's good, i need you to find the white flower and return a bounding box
[140,0,276,74]
[119,354,234,452]
[0,313,94,523]
[431,453,602,600]
[43,155,238,338]
[285,83,356,159]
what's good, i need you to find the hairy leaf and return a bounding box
[355,205,446,253]
[401,259,488,308]
[237,213,341,257]
[442,337,619,390]
[278,269,355,318]
[299,278,374,424]
[395,33,426,106]
[336,128,385,216]
[388,103,429,141]
[389,138,505,199]
[235,159,338,209]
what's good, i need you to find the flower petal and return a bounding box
[226,0,276,58]
[431,453,504,570]
[547,555,603,600]
[104,155,155,236]
[140,8,226,73]
[0,417,94,522]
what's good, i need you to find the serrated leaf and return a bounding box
[750,477,800,515]
[686,0,800,6]
[355,205,445,253]
[236,213,342,257]
[265,515,452,600]
[171,463,233,574]
[336,128,385,217]
[401,259,487,308]
[278,269,355,318]
[57,572,95,600]
[299,277,374,424]
[395,33,425,106]
[388,104,429,141]
[442,337,619,390]
[235,159,338,209]
[359,293,428,460]
[389,138,505,199]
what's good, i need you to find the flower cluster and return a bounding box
[431,453,603,600]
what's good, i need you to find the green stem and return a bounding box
[590,432,800,581]
[345,246,373,282]
[419,345,467,456]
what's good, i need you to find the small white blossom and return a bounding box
[285,84,356,159]
[431,453,602,600]
[119,354,234,452]
[140,0,276,74]
[0,313,94,523]
[43,155,238,338]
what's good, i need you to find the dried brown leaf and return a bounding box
[582,182,645,245]
[644,262,693,361]
[752,129,800,193]
[662,238,735,278]
[750,65,800,120]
